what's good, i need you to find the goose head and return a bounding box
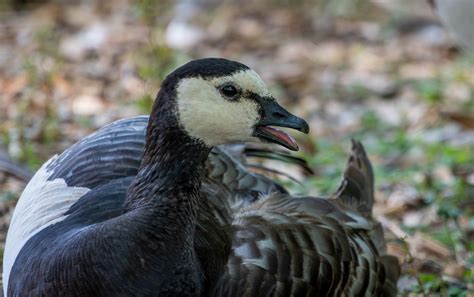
[158,58,309,151]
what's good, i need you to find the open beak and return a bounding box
[252,97,309,151]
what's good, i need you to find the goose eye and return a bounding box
[219,84,240,100]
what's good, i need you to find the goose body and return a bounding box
[4,58,399,296]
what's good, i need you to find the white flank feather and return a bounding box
[3,156,90,295]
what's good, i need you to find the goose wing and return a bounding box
[46,116,148,188]
[215,141,399,297]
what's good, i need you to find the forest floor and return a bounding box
[0,0,473,296]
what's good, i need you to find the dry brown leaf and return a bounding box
[410,231,451,259]
[443,262,467,280]
[51,74,73,98]
[441,111,474,130]
[3,75,28,98]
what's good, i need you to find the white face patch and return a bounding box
[177,69,271,146]
[3,157,90,295]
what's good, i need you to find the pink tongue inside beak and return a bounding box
[259,126,299,150]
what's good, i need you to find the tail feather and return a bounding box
[334,140,374,216]
[335,140,401,295]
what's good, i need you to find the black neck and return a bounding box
[116,84,211,295]
[124,86,210,239]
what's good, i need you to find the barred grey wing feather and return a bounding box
[214,140,399,297]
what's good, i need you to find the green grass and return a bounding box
[409,273,469,297]
[132,28,188,114]
[133,0,174,25]
[413,78,444,104]
[134,34,186,84]
[0,25,65,170]
[135,94,155,114]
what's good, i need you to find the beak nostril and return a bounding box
[273,112,286,119]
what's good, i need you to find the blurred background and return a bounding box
[0,0,473,295]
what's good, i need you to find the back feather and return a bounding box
[213,140,400,297]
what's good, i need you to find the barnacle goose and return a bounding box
[4,58,399,296]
